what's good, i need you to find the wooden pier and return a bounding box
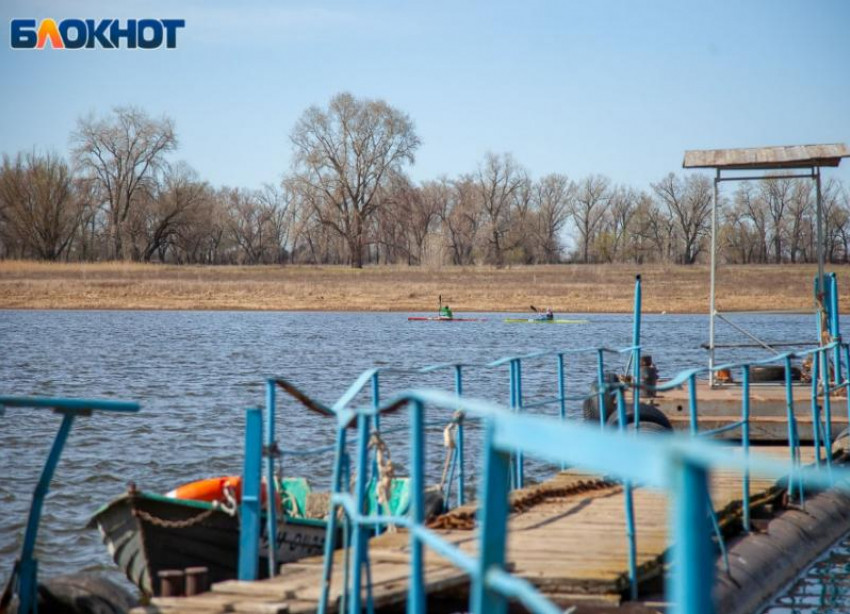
[132,447,821,614]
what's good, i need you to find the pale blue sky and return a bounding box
[2,0,849,190]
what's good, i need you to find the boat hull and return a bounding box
[89,492,329,596]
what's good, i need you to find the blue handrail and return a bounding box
[0,396,140,614]
[315,387,850,614]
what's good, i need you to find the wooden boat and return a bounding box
[89,477,411,596]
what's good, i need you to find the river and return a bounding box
[0,309,822,592]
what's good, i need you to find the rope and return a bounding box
[368,431,397,532]
[438,412,462,495]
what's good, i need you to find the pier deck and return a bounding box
[133,447,818,614]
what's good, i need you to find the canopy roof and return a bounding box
[683,143,849,170]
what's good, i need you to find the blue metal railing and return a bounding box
[0,396,140,614]
[314,388,850,614]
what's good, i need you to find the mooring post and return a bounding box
[670,457,715,614]
[238,407,263,581]
[408,400,426,614]
[469,419,510,614]
[454,365,466,506]
[264,380,278,577]
[741,365,751,532]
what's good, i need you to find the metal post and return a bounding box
[615,389,638,601]
[741,366,751,532]
[786,356,804,504]
[811,354,822,467]
[557,354,567,470]
[514,359,525,488]
[816,167,825,299]
[371,372,382,536]
[17,411,76,614]
[454,365,466,506]
[709,169,720,387]
[829,273,841,386]
[408,400,426,614]
[238,408,263,581]
[819,349,834,479]
[469,420,511,614]
[688,373,699,437]
[348,413,370,614]
[508,360,518,488]
[318,427,348,614]
[632,275,642,427]
[596,349,607,430]
[670,458,715,614]
[264,380,278,577]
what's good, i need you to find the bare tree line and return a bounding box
[1,95,848,267]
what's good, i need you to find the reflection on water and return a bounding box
[763,539,850,614]
[0,309,819,588]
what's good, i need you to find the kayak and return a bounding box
[408,316,488,322]
[504,318,590,324]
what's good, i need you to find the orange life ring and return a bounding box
[166,476,278,508]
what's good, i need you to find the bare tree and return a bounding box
[131,162,207,262]
[474,152,529,266]
[569,174,611,263]
[287,92,420,268]
[652,173,712,264]
[531,173,571,263]
[71,106,177,260]
[0,152,83,260]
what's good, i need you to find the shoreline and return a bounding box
[0,261,838,314]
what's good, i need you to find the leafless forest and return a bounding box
[2,93,848,268]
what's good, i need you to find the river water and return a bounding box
[0,309,823,592]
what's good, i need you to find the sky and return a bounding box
[1,0,849,192]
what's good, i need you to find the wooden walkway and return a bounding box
[133,447,816,614]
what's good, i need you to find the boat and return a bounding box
[89,476,411,596]
[407,316,488,322]
[504,318,589,324]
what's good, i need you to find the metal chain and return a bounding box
[133,506,217,529]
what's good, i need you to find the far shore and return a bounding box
[0,260,840,314]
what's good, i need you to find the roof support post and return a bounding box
[708,169,719,387]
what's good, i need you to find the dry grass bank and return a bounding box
[0,260,841,313]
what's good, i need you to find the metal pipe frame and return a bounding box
[705,165,829,387]
[238,407,263,581]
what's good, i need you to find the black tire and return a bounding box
[750,365,787,383]
[582,372,620,423]
[832,427,850,456]
[605,404,673,433]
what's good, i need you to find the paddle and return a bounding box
[529,305,538,313]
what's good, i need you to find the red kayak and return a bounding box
[407,316,488,322]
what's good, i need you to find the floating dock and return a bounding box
[132,447,838,614]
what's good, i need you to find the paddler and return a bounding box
[439,304,453,319]
[542,307,554,321]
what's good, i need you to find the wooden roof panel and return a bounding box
[683,144,850,169]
